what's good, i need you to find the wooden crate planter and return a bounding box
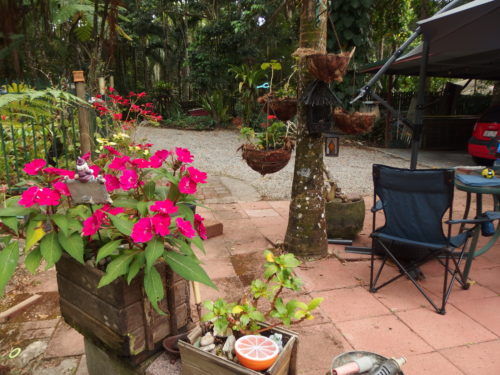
[178,326,298,375]
[56,254,191,362]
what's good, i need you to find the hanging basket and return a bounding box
[258,95,297,121]
[306,49,355,83]
[240,141,294,176]
[334,109,376,135]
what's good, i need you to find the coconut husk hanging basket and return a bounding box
[334,108,376,135]
[240,140,294,175]
[306,48,355,83]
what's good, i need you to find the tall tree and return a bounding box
[284,0,328,257]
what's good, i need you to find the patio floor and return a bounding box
[1,189,499,374]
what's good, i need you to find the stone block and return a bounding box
[204,220,223,239]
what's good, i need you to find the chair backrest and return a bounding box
[373,164,455,245]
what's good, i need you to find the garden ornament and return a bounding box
[256,82,270,89]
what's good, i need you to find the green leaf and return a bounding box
[248,310,265,322]
[51,214,69,237]
[177,204,194,223]
[113,198,138,209]
[0,206,34,217]
[1,217,18,234]
[137,201,150,216]
[308,297,323,311]
[25,220,46,250]
[40,232,62,268]
[58,232,84,264]
[282,253,301,268]
[98,253,135,288]
[0,241,19,295]
[25,247,42,274]
[170,238,195,257]
[163,252,216,289]
[190,236,205,254]
[96,240,122,263]
[127,253,144,284]
[144,266,166,314]
[107,214,133,236]
[67,218,83,234]
[145,239,164,271]
[144,181,156,200]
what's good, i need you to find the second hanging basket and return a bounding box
[334,109,376,135]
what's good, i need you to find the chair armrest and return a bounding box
[446,217,492,225]
[371,200,383,213]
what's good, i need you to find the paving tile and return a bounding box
[440,341,500,375]
[454,296,500,337]
[396,306,497,350]
[200,236,231,260]
[201,257,238,280]
[320,287,391,322]
[371,277,435,312]
[237,201,272,210]
[268,201,290,218]
[244,208,280,218]
[336,315,433,357]
[294,258,359,292]
[75,355,89,375]
[44,320,84,358]
[470,265,500,294]
[249,215,287,228]
[228,236,272,255]
[404,352,465,375]
[257,223,287,244]
[294,323,352,374]
[197,276,244,304]
[28,268,59,294]
[342,259,400,288]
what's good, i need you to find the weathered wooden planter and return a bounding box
[326,198,366,239]
[55,254,191,364]
[240,142,294,176]
[178,326,298,375]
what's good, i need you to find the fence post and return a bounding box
[73,71,91,155]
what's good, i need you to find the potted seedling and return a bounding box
[178,250,323,375]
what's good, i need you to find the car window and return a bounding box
[480,106,500,122]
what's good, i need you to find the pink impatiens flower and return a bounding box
[152,214,171,236]
[104,146,121,156]
[176,217,196,238]
[82,210,106,236]
[23,159,46,175]
[178,176,197,194]
[19,186,61,207]
[175,147,193,163]
[187,167,207,184]
[131,217,155,243]
[43,167,76,179]
[90,165,100,177]
[150,199,178,215]
[194,214,207,240]
[104,174,120,192]
[120,169,138,190]
[108,156,130,171]
[131,158,150,168]
[149,149,169,168]
[53,181,70,196]
[18,186,40,207]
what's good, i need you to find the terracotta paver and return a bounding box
[294,258,359,292]
[336,314,433,357]
[404,352,464,374]
[244,208,280,218]
[440,341,500,375]
[372,278,436,312]
[396,306,497,350]
[319,287,391,322]
[470,265,500,294]
[44,320,84,358]
[454,296,500,336]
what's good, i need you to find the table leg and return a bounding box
[460,192,472,233]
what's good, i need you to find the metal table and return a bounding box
[454,176,500,282]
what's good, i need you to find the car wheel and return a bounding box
[472,156,494,167]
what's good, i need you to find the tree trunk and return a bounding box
[284,0,328,257]
[491,81,500,106]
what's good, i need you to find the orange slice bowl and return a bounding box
[234,335,280,371]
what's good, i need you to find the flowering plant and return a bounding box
[239,115,295,150]
[0,144,214,313]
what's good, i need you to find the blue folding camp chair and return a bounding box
[369,164,489,314]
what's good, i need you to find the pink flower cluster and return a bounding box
[82,204,125,236]
[19,159,74,208]
[129,199,206,243]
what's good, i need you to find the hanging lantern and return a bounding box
[302,80,339,136]
[324,133,339,157]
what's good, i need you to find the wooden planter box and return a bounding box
[55,254,191,363]
[178,326,298,375]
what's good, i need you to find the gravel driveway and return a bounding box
[135,127,450,200]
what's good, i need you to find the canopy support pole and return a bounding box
[410,38,430,170]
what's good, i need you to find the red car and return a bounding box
[468,106,500,166]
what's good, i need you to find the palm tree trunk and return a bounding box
[284,0,328,257]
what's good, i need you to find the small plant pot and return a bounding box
[266,98,297,121]
[325,198,365,240]
[333,110,376,135]
[240,143,294,176]
[306,52,352,83]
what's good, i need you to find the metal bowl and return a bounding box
[330,351,405,374]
